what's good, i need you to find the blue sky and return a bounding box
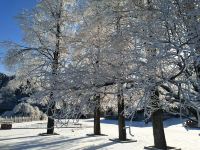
[0,0,38,74]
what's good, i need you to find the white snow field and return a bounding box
[0,118,199,150]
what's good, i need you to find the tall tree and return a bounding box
[3,0,75,134]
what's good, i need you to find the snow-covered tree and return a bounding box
[3,0,75,134]
[123,0,200,148]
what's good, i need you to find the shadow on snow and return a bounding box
[85,117,192,128]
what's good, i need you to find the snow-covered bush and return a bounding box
[2,102,47,119]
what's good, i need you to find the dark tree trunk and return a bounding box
[46,50,58,135]
[46,12,61,134]
[118,88,126,141]
[151,89,167,149]
[47,102,55,134]
[47,117,54,134]
[152,109,167,149]
[94,94,101,135]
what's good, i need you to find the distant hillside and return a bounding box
[0,73,16,113]
[0,73,15,89]
[0,73,35,114]
[0,73,45,115]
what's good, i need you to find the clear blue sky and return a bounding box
[0,0,38,74]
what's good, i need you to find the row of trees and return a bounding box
[2,0,200,149]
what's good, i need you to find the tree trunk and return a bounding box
[152,109,167,149]
[47,117,54,134]
[151,89,167,149]
[118,87,126,141]
[94,94,101,135]
[46,14,61,134]
[47,102,55,134]
[46,51,58,135]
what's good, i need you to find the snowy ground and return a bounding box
[0,118,199,150]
